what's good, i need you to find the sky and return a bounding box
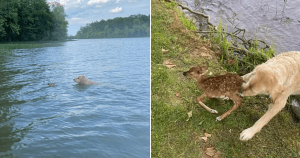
[46,0,150,36]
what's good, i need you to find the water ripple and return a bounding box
[0,38,150,157]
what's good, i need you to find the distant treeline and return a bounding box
[0,0,68,42]
[74,14,150,39]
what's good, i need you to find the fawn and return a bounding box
[183,66,244,121]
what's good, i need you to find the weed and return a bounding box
[175,9,197,31]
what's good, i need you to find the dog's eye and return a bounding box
[197,71,200,74]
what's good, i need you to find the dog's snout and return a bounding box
[183,72,187,76]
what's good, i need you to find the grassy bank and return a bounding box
[151,0,300,157]
[0,41,65,55]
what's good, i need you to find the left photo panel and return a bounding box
[0,0,150,157]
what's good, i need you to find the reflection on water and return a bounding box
[181,0,300,53]
[0,38,150,157]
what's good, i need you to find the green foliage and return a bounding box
[209,20,275,73]
[75,14,150,39]
[0,0,20,42]
[18,0,53,41]
[163,0,177,8]
[211,20,231,54]
[0,0,68,42]
[49,2,68,40]
[175,9,197,31]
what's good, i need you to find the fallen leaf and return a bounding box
[204,133,211,138]
[213,151,221,158]
[175,92,180,97]
[201,137,208,142]
[186,111,192,121]
[228,59,236,65]
[164,59,172,64]
[162,48,169,54]
[164,59,176,68]
[205,147,215,157]
[195,136,201,140]
[200,46,208,51]
[200,52,212,59]
[166,64,176,68]
[220,71,227,75]
[297,142,300,147]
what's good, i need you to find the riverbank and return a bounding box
[0,41,70,55]
[151,0,300,157]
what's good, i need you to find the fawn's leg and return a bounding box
[216,93,242,121]
[196,93,218,114]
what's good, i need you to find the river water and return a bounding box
[181,0,300,53]
[0,38,150,157]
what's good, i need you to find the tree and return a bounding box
[0,0,20,42]
[18,0,52,41]
[0,0,64,42]
[75,14,150,39]
[0,11,6,38]
[48,1,68,40]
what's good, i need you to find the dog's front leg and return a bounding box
[239,93,289,141]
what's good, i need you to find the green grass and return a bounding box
[151,0,300,157]
[0,41,64,55]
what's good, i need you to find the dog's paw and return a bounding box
[216,116,222,121]
[210,109,218,114]
[240,128,256,141]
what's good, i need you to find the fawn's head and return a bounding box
[183,66,208,80]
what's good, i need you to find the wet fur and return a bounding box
[240,51,300,141]
[73,76,98,85]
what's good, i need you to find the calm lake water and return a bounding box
[181,0,300,53]
[0,38,150,157]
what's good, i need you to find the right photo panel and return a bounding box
[151,0,300,157]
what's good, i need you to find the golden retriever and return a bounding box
[73,76,99,85]
[240,51,300,141]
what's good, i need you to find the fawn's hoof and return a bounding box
[210,109,218,114]
[216,116,222,121]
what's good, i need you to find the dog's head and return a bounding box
[183,66,208,80]
[74,75,87,83]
